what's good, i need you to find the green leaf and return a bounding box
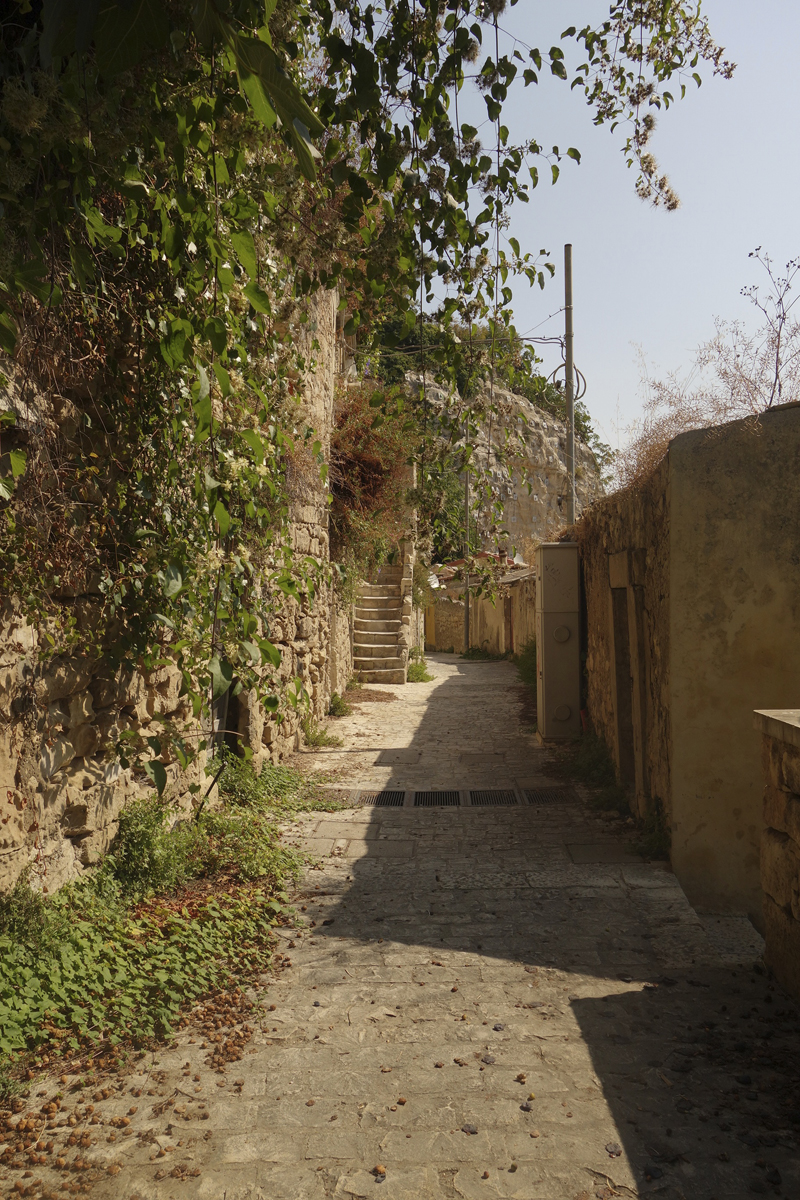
[94,0,169,78]
[231,35,324,135]
[0,313,17,356]
[213,500,230,537]
[231,229,257,278]
[163,563,183,598]
[205,317,227,354]
[239,70,278,130]
[240,428,264,463]
[259,638,281,669]
[213,362,231,396]
[209,655,233,700]
[144,759,167,795]
[8,449,26,479]
[164,222,184,260]
[243,282,272,314]
[14,260,62,307]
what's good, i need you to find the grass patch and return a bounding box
[513,637,537,689]
[328,692,353,717]
[346,674,363,691]
[550,731,631,816]
[0,755,340,1076]
[407,658,435,682]
[461,645,509,661]
[301,714,344,747]
[633,805,671,860]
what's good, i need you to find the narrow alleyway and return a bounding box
[29,657,799,1200]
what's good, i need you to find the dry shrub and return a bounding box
[616,250,800,490]
[329,382,411,578]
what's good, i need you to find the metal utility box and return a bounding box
[536,542,581,740]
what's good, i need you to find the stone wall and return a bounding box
[0,291,354,894]
[574,458,671,822]
[577,405,800,921]
[425,570,537,657]
[755,711,800,998]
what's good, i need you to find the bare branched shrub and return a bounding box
[616,250,800,488]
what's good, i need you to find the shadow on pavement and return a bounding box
[300,659,800,1199]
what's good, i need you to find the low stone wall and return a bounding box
[755,710,800,997]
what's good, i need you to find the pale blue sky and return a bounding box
[472,1,800,449]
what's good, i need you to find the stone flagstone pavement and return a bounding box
[14,655,800,1200]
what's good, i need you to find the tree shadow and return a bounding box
[300,657,800,1199]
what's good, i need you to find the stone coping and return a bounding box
[753,708,800,750]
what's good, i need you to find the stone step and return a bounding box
[354,619,402,634]
[356,667,406,684]
[357,609,402,628]
[355,595,401,611]
[353,643,403,658]
[354,654,405,671]
[352,629,398,645]
[358,583,401,597]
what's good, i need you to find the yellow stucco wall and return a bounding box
[669,407,800,922]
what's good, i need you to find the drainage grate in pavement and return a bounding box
[414,790,461,807]
[358,790,406,807]
[469,789,518,806]
[524,786,576,806]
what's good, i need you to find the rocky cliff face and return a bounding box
[407,375,602,552]
[484,385,602,546]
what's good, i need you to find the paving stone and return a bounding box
[19,655,796,1200]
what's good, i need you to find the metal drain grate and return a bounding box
[359,790,406,807]
[524,786,575,806]
[470,789,518,806]
[414,790,461,807]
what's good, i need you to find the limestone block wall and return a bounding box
[0,290,354,894]
[0,610,211,894]
[755,711,800,998]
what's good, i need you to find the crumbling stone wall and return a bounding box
[574,458,671,820]
[0,291,354,894]
[757,713,800,998]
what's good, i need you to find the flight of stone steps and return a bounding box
[353,565,407,684]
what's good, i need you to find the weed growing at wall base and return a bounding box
[301,715,344,747]
[462,646,511,661]
[328,692,353,717]
[513,638,537,690]
[408,659,435,682]
[0,758,339,1073]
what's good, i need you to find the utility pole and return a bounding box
[564,243,575,525]
[463,418,470,652]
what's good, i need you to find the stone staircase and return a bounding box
[354,566,407,684]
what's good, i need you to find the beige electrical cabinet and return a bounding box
[536,542,581,740]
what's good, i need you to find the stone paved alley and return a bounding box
[15,656,800,1200]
